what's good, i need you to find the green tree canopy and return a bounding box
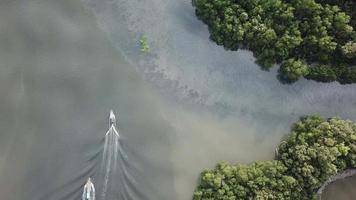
[279,116,356,198]
[195,0,356,84]
[193,116,356,200]
[279,58,309,83]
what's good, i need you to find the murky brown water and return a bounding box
[322,177,356,200]
[0,0,355,199]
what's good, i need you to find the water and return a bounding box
[0,1,175,199]
[321,177,356,200]
[0,0,355,199]
[81,0,356,198]
[95,111,147,200]
[99,122,121,200]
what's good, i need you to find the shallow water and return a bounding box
[322,177,356,200]
[82,0,356,198]
[0,1,175,199]
[0,0,355,199]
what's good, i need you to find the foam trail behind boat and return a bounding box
[96,110,139,200]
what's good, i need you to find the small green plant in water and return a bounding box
[139,35,149,53]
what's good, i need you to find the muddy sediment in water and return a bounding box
[321,173,356,200]
[0,0,175,199]
[0,0,355,199]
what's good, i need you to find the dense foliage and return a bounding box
[193,116,356,200]
[315,0,356,27]
[194,161,300,200]
[278,116,356,198]
[195,0,356,84]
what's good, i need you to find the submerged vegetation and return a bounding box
[195,0,356,84]
[139,34,149,53]
[193,116,356,200]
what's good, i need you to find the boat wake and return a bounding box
[94,110,139,200]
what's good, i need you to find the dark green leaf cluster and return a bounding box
[315,0,356,28]
[305,64,356,83]
[195,0,356,84]
[193,116,356,200]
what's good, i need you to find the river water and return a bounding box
[0,0,355,199]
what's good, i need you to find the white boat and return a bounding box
[82,177,95,200]
[106,110,120,137]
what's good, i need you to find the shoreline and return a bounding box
[317,169,356,199]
